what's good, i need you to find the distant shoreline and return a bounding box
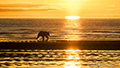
[0,41,120,50]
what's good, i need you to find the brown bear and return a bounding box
[36,31,50,42]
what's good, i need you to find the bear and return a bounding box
[36,31,50,42]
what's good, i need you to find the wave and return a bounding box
[92,31,120,33]
[0,32,34,34]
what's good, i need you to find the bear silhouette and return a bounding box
[36,31,50,42]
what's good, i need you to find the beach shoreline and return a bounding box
[0,40,120,50]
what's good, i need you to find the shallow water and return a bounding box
[0,49,120,68]
[0,18,120,41]
[0,18,120,68]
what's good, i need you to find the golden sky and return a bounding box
[0,0,120,18]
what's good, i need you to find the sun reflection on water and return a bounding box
[64,18,82,41]
[65,18,80,28]
[64,49,81,68]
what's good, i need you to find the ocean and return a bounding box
[0,18,120,41]
[0,18,120,68]
[0,49,120,68]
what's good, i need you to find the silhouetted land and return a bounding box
[0,41,120,50]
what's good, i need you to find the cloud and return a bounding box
[0,8,56,12]
[0,3,46,7]
[0,3,57,12]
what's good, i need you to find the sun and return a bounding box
[65,16,80,19]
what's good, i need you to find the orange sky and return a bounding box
[0,0,120,18]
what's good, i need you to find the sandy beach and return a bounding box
[0,41,120,50]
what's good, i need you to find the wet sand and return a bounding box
[0,41,120,50]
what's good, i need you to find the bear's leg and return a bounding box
[42,36,45,42]
[45,36,49,42]
[36,35,39,40]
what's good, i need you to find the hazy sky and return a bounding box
[0,0,120,18]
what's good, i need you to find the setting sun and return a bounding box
[65,16,80,19]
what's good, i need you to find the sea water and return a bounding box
[0,49,120,68]
[0,18,120,68]
[0,18,120,41]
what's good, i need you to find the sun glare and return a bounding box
[65,49,81,68]
[65,16,80,19]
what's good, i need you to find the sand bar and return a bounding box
[0,41,120,50]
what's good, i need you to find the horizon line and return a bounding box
[0,17,120,19]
